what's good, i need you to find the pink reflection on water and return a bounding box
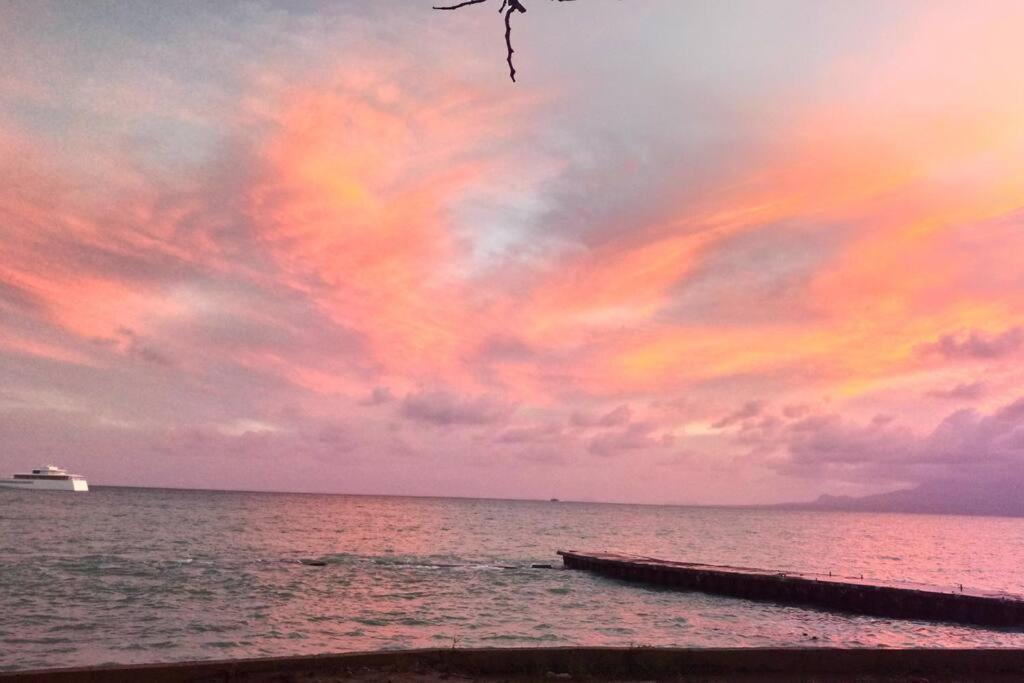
[5,489,1024,671]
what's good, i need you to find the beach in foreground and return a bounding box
[5,648,1024,683]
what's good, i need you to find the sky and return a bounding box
[1,0,1023,504]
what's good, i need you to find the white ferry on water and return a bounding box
[0,465,89,491]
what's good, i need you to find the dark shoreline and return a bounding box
[5,647,1024,682]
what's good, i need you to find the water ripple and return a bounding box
[2,487,1024,671]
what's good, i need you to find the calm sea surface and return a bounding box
[3,487,1024,671]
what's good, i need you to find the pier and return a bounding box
[558,550,1024,628]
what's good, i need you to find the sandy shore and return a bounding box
[5,647,1024,682]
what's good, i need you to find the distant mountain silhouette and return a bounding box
[781,478,1024,518]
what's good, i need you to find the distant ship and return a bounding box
[0,465,89,491]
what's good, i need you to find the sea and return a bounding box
[3,487,1024,671]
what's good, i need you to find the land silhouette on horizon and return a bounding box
[779,478,1024,518]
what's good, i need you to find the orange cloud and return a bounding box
[523,1,1024,401]
[249,70,538,388]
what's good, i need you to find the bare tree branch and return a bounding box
[504,1,526,82]
[433,0,597,82]
[433,0,489,10]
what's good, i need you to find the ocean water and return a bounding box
[3,488,1024,671]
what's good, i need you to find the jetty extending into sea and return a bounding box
[558,550,1024,628]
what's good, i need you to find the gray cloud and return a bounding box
[712,400,764,429]
[0,279,44,313]
[779,414,917,476]
[570,404,632,428]
[400,390,515,427]
[360,386,394,406]
[917,327,1024,361]
[91,327,176,367]
[663,223,846,326]
[474,334,537,362]
[926,381,986,401]
[782,404,811,419]
[497,422,563,444]
[588,421,666,457]
[744,396,1024,488]
[118,328,176,367]
[314,422,361,455]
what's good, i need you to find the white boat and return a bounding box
[0,464,89,491]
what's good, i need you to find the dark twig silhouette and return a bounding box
[432,0,584,82]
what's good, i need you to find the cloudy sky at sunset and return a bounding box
[2,0,1024,504]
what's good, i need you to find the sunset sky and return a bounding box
[2,0,1023,504]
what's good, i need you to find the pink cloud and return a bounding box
[2,1,1024,504]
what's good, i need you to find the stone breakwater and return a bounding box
[558,550,1024,628]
